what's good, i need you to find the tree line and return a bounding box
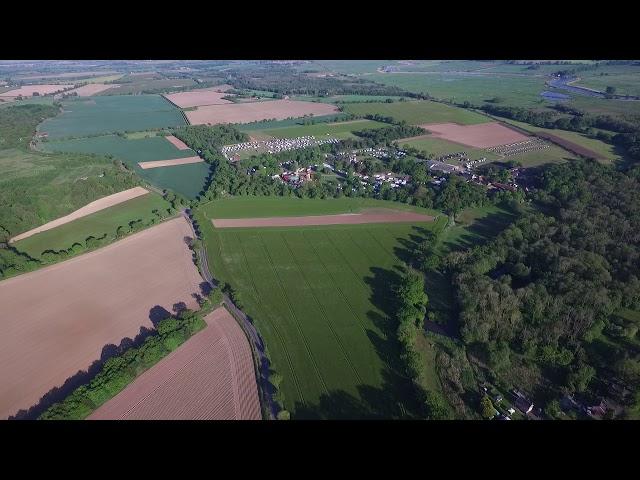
[444,159,640,418]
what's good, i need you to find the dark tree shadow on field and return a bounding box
[183,235,194,248]
[149,305,172,327]
[8,305,168,420]
[172,301,187,315]
[199,282,212,296]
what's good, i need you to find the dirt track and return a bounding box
[10,187,149,243]
[419,121,529,148]
[137,156,203,169]
[212,210,434,228]
[186,99,339,125]
[0,217,203,419]
[164,135,191,150]
[88,307,261,420]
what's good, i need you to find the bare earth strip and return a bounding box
[88,307,261,420]
[164,87,233,108]
[419,121,530,148]
[137,156,203,169]
[186,100,339,125]
[62,83,116,97]
[0,217,204,419]
[164,135,191,150]
[0,84,74,97]
[9,187,149,243]
[212,211,434,228]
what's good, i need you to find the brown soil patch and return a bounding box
[186,99,339,126]
[0,84,74,97]
[137,156,203,169]
[164,87,233,108]
[533,131,605,160]
[164,135,191,150]
[212,210,434,228]
[9,187,149,243]
[418,121,530,148]
[0,217,204,419]
[88,307,261,420]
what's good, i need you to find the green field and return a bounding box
[0,147,140,239]
[495,117,622,163]
[200,195,439,219]
[400,136,500,161]
[370,73,549,109]
[343,100,491,125]
[572,65,640,97]
[41,135,209,198]
[290,95,406,104]
[14,193,171,257]
[259,119,389,140]
[0,96,56,109]
[38,95,186,139]
[97,77,197,96]
[197,197,445,418]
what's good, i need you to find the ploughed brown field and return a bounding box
[0,217,203,419]
[164,135,191,150]
[137,156,204,169]
[89,307,261,420]
[212,210,435,228]
[0,84,74,97]
[164,87,233,108]
[9,187,149,243]
[419,121,530,148]
[534,131,605,160]
[186,99,339,126]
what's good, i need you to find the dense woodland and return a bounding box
[443,160,640,418]
[223,65,422,98]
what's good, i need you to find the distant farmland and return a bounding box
[258,119,389,140]
[185,99,339,125]
[343,100,491,125]
[38,95,186,139]
[41,135,209,198]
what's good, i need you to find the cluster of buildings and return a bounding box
[221,135,340,161]
[272,166,315,188]
[353,171,409,191]
[464,157,488,169]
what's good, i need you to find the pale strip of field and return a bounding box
[418,121,530,148]
[212,210,434,228]
[164,135,191,150]
[164,87,234,108]
[0,84,74,97]
[9,187,149,243]
[0,217,204,419]
[186,99,339,126]
[62,83,116,97]
[137,156,203,169]
[88,307,261,420]
[16,71,120,80]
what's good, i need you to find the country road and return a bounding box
[181,209,278,419]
